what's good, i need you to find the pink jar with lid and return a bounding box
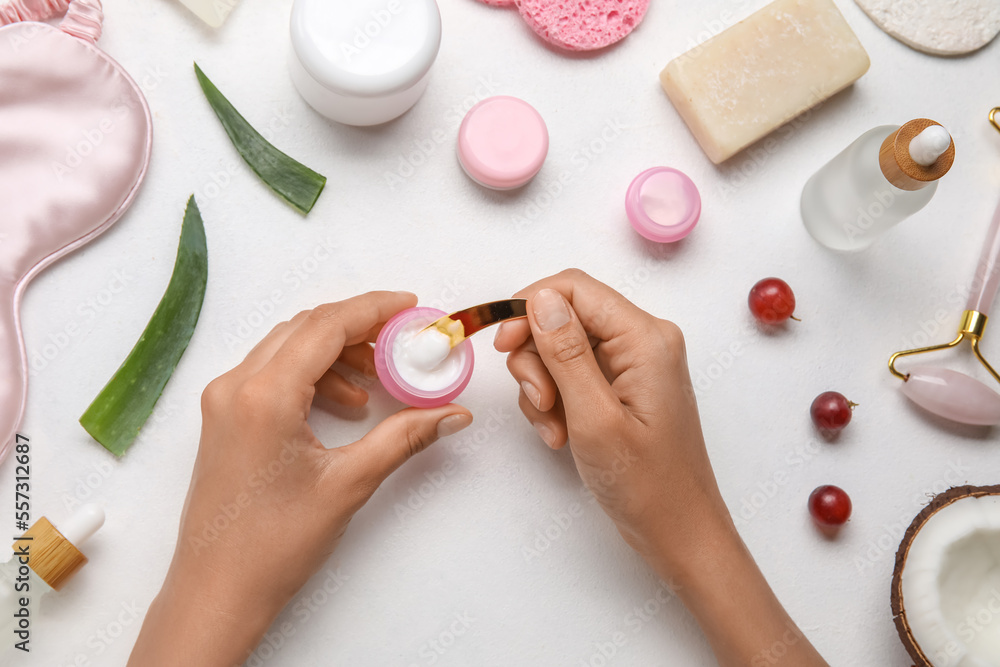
[625,167,701,243]
[457,96,548,190]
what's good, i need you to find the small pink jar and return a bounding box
[457,96,548,190]
[375,307,475,408]
[625,167,701,242]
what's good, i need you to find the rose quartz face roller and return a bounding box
[889,154,1000,425]
[0,0,153,461]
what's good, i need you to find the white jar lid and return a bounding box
[290,0,441,98]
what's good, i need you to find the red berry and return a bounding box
[748,278,797,324]
[810,391,855,432]
[808,485,852,526]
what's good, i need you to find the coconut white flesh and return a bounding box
[901,495,1000,666]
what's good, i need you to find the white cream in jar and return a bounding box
[391,324,462,389]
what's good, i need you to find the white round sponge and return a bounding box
[855,0,1000,56]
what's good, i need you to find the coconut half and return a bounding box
[892,485,1000,667]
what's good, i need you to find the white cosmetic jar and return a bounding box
[289,0,442,126]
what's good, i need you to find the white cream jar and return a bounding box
[289,0,442,126]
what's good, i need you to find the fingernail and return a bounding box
[493,322,506,347]
[533,289,571,332]
[533,421,557,448]
[521,381,541,409]
[437,413,472,438]
[394,290,415,298]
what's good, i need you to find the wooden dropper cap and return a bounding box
[13,518,87,590]
[11,506,104,591]
[879,119,955,191]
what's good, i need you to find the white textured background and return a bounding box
[4,0,1000,664]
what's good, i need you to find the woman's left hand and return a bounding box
[129,290,473,667]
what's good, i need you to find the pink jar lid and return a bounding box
[374,307,475,408]
[457,96,548,190]
[625,167,701,243]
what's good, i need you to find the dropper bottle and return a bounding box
[0,505,105,652]
[801,119,955,251]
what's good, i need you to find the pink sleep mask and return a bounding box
[0,0,152,463]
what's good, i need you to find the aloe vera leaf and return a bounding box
[194,62,326,215]
[80,196,209,457]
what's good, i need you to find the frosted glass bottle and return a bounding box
[0,505,104,656]
[0,564,48,651]
[802,119,954,251]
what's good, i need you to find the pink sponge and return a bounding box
[517,0,649,51]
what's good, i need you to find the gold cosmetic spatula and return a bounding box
[422,299,528,347]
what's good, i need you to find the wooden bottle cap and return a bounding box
[879,118,955,191]
[12,517,87,591]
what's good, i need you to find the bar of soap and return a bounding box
[177,0,240,28]
[659,0,870,164]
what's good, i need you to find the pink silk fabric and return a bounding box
[0,4,152,461]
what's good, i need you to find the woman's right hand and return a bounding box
[493,269,733,566]
[495,269,828,667]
